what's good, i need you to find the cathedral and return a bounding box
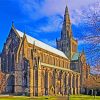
[0,5,90,96]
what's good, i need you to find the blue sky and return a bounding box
[0,0,99,68]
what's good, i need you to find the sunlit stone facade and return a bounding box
[0,5,87,96]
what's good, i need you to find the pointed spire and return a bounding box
[12,21,15,28]
[22,31,26,42]
[56,38,58,42]
[23,31,26,39]
[65,5,69,15]
[24,32,26,36]
[64,5,71,24]
[62,5,72,38]
[82,48,85,54]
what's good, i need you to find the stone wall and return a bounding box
[0,54,1,71]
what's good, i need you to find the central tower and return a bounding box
[56,6,78,60]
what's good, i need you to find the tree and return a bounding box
[78,2,100,72]
[83,75,100,91]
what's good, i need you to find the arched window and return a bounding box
[11,54,14,71]
[24,72,27,87]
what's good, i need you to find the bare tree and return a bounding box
[78,2,100,72]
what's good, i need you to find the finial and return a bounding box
[23,31,26,39]
[65,5,68,11]
[33,41,35,45]
[12,21,14,28]
[65,5,69,14]
[56,38,58,41]
[24,31,26,35]
[22,31,26,39]
[82,48,85,53]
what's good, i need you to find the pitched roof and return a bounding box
[16,29,68,59]
[71,52,80,61]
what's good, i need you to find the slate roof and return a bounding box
[16,29,68,59]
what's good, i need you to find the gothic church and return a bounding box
[0,5,90,96]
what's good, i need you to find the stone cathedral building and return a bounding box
[0,5,90,96]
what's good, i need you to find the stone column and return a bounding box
[47,69,50,95]
[66,72,69,95]
[44,68,49,95]
[77,75,80,94]
[37,62,42,96]
[64,72,67,95]
[73,74,77,94]
[62,72,65,96]
[54,69,57,95]
[41,68,45,96]
[29,59,34,97]
[75,75,78,94]
[70,73,73,95]
[60,71,64,95]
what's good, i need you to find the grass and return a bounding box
[70,95,100,100]
[0,95,100,100]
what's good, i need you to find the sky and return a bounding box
[0,0,99,71]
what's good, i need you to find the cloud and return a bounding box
[77,36,100,46]
[34,15,63,33]
[16,0,67,20]
[68,0,99,25]
[15,0,99,26]
[67,0,99,10]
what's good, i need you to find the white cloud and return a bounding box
[68,0,99,25]
[67,0,99,10]
[14,0,99,32]
[35,15,63,33]
[15,0,99,26]
[17,0,67,20]
[77,36,100,46]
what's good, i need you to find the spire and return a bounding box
[24,32,26,36]
[65,5,69,16]
[62,5,72,38]
[23,32,26,39]
[12,21,15,28]
[82,48,85,53]
[82,48,85,54]
[64,5,71,25]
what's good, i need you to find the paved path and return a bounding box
[55,96,68,100]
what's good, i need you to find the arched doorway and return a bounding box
[7,75,15,93]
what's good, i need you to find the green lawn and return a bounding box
[70,95,100,100]
[0,95,100,100]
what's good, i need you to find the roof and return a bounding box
[16,29,68,59]
[71,52,80,61]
